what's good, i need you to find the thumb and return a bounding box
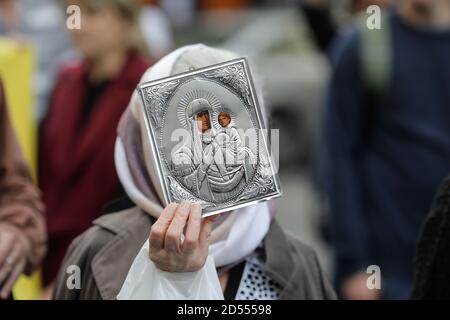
[199,214,219,247]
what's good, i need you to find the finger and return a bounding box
[149,203,178,250]
[199,215,218,249]
[0,258,25,300]
[0,263,12,289]
[0,232,14,267]
[0,242,18,287]
[182,203,202,254]
[165,201,191,253]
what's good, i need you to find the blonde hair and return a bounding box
[71,0,149,57]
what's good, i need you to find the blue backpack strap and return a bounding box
[357,10,392,100]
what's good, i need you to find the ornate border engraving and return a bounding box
[143,80,179,128]
[138,58,281,216]
[204,63,251,105]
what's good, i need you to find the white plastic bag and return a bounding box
[117,240,224,300]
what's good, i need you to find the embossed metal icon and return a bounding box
[138,58,281,216]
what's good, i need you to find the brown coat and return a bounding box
[0,83,46,274]
[53,198,336,300]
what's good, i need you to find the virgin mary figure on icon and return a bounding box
[171,96,257,202]
[171,98,217,200]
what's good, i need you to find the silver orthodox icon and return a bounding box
[138,58,282,216]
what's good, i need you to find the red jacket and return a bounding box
[39,54,149,285]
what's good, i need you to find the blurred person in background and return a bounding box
[0,80,46,300]
[38,0,150,295]
[250,0,390,54]
[297,0,337,54]
[321,0,450,299]
[0,0,74,121]
[295,0,392,54]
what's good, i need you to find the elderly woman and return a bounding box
[53,44,335,300]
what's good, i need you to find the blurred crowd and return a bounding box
[1,0,450,300]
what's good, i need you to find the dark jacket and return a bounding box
[411,175,450,299]
[321,11,450,297]
[39,53,149,285]
[53,199,336,300]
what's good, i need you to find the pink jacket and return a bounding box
[0,82,46,274]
